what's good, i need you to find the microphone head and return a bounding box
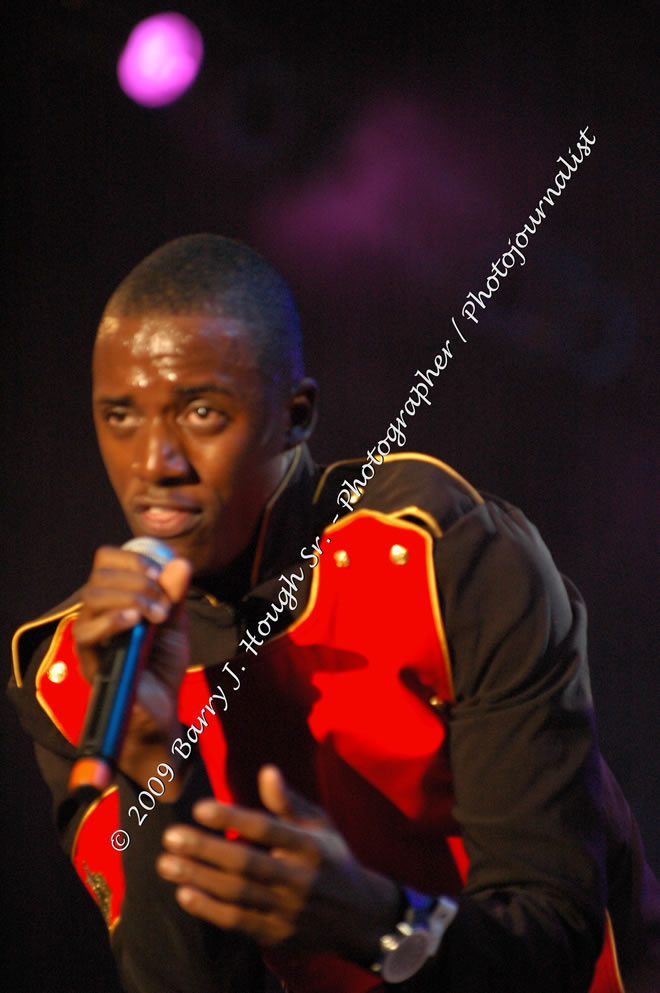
[122,536,176,570]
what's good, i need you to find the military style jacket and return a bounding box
[9,447,660,992]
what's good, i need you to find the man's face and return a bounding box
[92,311,294,576]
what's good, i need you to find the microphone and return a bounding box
[68,537,176,794]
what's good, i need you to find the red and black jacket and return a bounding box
[10,448,659,992]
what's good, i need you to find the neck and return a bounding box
[192,526,259,605]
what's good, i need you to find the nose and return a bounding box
[132,418,191,483]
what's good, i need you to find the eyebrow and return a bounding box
[95,394,133,406]
[95,384,234,406]
[174,383,234,399]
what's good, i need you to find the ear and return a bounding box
[283,377,318,449]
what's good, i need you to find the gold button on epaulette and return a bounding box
[333,550,350,568]
[389,544,409,565]
[47,661,68,683]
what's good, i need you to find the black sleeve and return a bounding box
[10,636,268,993]
[405,498,606,992]
[111,762,267,993]
[600,758,660,991]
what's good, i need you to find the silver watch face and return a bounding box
[382,930,430,984]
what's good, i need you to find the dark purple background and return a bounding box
[2,3,657,990]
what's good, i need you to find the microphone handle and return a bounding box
[80,622,153,758]
[68,537,175,794]
[69,623,155,793]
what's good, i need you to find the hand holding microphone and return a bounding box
[70,538,192,793]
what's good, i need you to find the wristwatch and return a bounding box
[370,888,458,984]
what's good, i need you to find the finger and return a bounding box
[156,854,284,912]
[76,561,189,649]
[162,823,312,884]
[92,545,160,573]
[149,573,190,674]
[257,765,290,819]
[172,886,292,945]
[73,606,143,651]
[258,765,329,829]
[158,557,193,603]
[190,799,318,857]
[81,577,170,625]
[84,545,179,612]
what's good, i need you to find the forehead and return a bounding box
[93,312,262,389]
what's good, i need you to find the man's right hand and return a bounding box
[73,545,193,792]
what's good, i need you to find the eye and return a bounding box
[101,407,140,431]
[181,403,228,431]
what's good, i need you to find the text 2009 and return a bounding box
[127,763,175,826]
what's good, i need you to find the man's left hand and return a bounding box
[156,765,400,964]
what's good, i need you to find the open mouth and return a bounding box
[136,504,202,538]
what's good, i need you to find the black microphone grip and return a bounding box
[68,537,175,793]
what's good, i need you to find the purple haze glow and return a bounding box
[117,13,203,108]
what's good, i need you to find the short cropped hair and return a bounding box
[103,234,304,389]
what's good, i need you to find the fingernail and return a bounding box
[151,602,168,621]
[193,799,222,822]
[159,854,183,878]
[163,827,186,850]
[176,886,197,908]
[120,608,141,625]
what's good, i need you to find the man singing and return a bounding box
[9,234,660,992]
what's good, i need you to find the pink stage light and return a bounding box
[117,13,203,108]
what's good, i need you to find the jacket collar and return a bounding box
[189,444,321,604]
